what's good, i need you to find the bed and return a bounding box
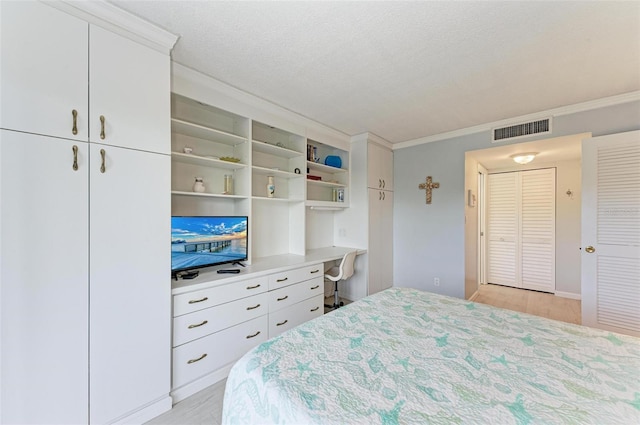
[222,287,640,424]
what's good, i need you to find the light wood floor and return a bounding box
[146,284,581,424]
[471,283,581,325]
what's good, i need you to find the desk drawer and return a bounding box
[268,263,323,290]
[172,315,267,390]
[173,292,268,347]
[268,276,323,313]
[269,294,324,337]
[173,276,267,317]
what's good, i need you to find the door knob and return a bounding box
[585,246,595,253]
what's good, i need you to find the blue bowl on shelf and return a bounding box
[324,155,342,168]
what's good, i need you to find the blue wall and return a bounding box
[393,99,640,298]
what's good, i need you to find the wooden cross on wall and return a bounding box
[419,176,440,204]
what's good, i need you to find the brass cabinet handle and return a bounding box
[188,320,208,329]
[246,284,261,290]
[246,331,260,339]
[99,149,106,173]
[379,192,382,200]
[382,179,386,189]
[276,319,288,327]
[72,109,78,135]
[72,145,79,171]
[99,115,106,140]
[310,269,320,274]
[188,297,208,304]
[310,285,320,290]
[276,277,288,283]
[382,192,386,200]
[277,295,289,301]
[187,353,207,364]
[310,307,319,312]
[585,246,596,253]
[246,304,261,310]
[379,178,382,188]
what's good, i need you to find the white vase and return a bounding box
[267,176,275,198]
[193,177,205,193]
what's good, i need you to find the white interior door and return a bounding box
[487,169,556,291]
[487,172,519,287]
[582,130,640,337]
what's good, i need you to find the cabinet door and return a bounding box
[368,189,393,295]
[367,143,393,191]
[0,130,89,424]
[89,145,170,424]
[0,1,88,140]
[89,25,170,154]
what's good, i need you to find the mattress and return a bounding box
[222,287,640,424]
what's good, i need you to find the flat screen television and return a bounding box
[171,216,248,275]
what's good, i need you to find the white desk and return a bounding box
[172,246,366,295]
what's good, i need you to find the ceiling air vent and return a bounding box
[492,118,551,142]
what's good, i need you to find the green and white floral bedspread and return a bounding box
[222,287,640,424]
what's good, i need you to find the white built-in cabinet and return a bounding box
[0,2,175,424]
[367,142,394,295]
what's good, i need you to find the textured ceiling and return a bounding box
[112,1,640,144]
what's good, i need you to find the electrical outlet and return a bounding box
[434,277,440,286]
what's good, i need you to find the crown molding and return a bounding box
[48,0,178,54]
[351,132,393,150]
[394,91,640,150]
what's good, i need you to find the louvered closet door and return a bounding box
[582,130,640,337]
[521,169,556,292]
[487,172,519,287]
[487,169,556,291]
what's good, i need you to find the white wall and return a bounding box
[394,100,640,299]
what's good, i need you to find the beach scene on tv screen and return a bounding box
[171,216,247,271]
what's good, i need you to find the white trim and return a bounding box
[394,91,640,150]
[48,0,179,54]
[170,364,233,403]
[555,291,581,300]
[111,396,172,425]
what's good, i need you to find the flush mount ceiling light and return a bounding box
[510,152,538,165]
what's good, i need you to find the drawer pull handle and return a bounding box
[188,320,208,329]
[277,295,289,301]
[310,269,320,274]
[100,149,106,173]
[310,307,320,312]
[246,284,261,290]
[276,277,288,283]
[187,353,207,364]
[310,285,320,290]
[72,145,79,171]
[188,297,208,304]
[246,331,261,339]
[276,319,288,327]
[246,303,261,310]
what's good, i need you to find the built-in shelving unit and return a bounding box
[170,92,351,260]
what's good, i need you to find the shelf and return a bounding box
[171,191,249,199]
[252,140,303,158]
[252,166,303,179]
[172,118,247,146]
[171,152,247,170]
[306,179,345,188]
[307,161,348,174]
[252,196,304,203]
[306,200,348,209]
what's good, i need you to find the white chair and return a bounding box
[324,250,358,310]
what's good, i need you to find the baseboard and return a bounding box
[170,364,233,403]
[468,290,479,301]
[111,395,172,425]
[555,291,581,300]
